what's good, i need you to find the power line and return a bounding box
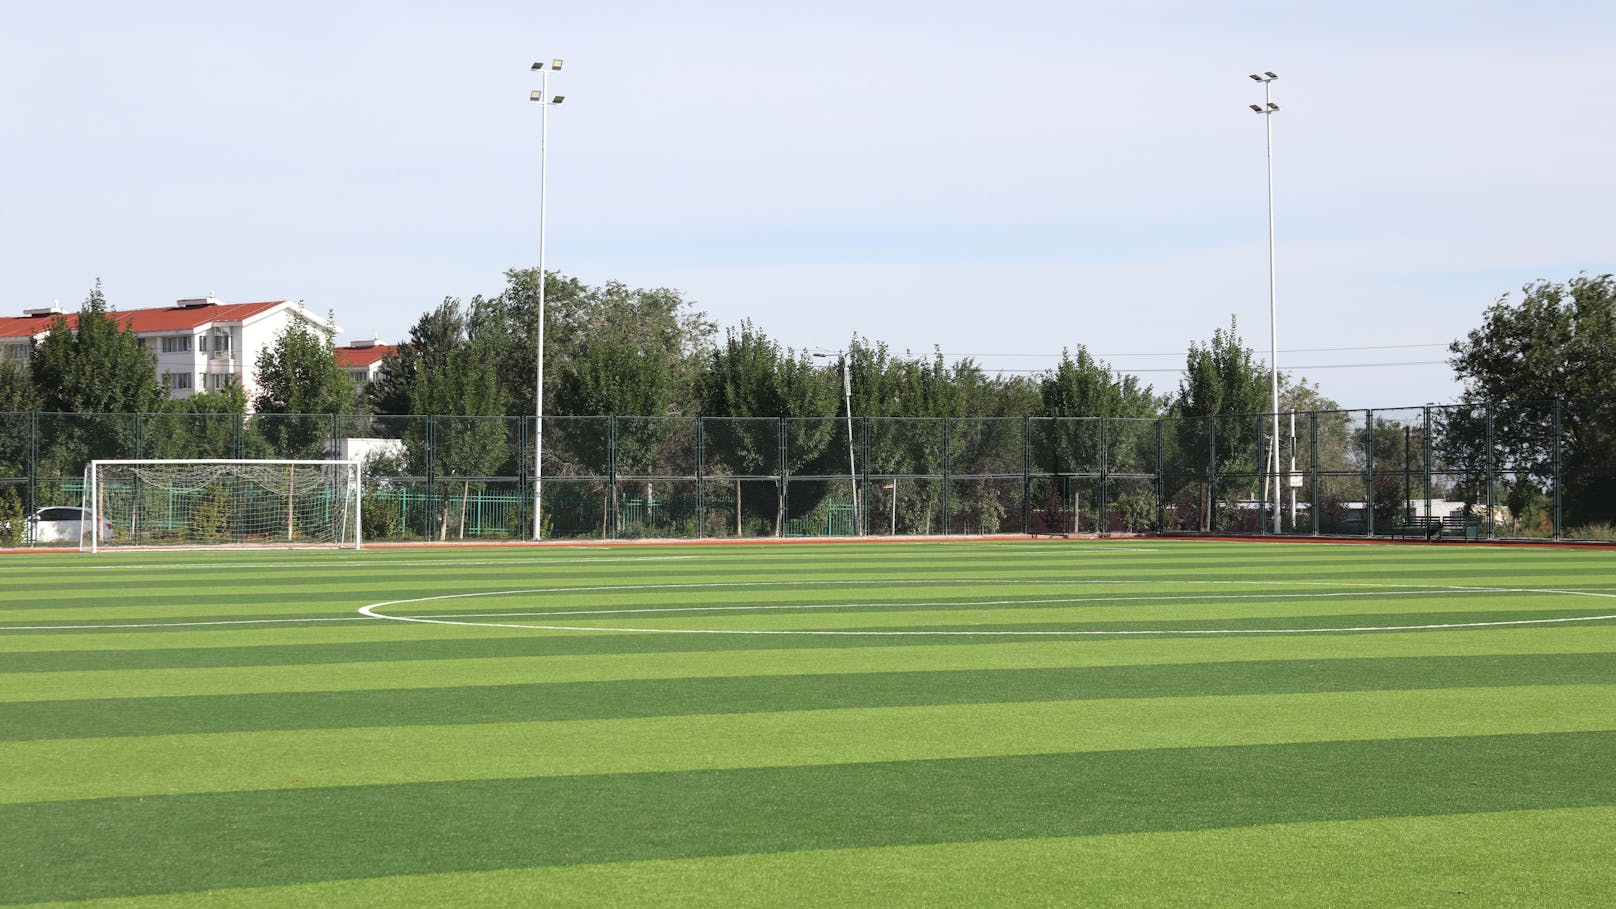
[940,342,1450,360]
[980,360,1450,375]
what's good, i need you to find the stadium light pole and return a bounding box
[812,348,861,535]
[529,59,564,541]
[1250,71,1282,535]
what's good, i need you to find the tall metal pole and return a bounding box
[530,60,563,540]
[842,351,860,535]
[1251,72,1281,534]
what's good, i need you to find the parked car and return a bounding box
[20,506,115,545]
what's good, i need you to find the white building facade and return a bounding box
[0,297,340,408]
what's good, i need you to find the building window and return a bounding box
[162,372,194,390]
[209,330,231,353]
[205,373,234,391]
[161,335,192,353]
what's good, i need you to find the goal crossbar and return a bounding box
[83,459,363,552]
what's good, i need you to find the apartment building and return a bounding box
[0,297,340,405]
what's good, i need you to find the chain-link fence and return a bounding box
[3,400,1613,544]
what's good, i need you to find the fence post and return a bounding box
[1364,410,1376,537]
[1014,417,1027,533]
[1309,411,1320,535]
[1155,418,1165,532]
[423,416,436,539]
[1422,405,1433,525]
[942,418,952,536]
[1485,402,1496,539]
[1552,398,1563,538]
[27,411,40,516]
[1098,415,1109,536]
[1206,415,1216,533]
[860,417,870,535]
[777,417,787,537]
[694,417,704,540]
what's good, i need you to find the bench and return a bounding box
[1390,517,1443,540]
[1389,515,1483,541]
[1441,514,1483,541]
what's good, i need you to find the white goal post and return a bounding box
[82,459,363,552]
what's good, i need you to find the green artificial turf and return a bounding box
[1,539,1613,906]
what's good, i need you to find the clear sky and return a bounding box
[5,1,1613,409]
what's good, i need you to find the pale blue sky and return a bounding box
[4,1,1613,408]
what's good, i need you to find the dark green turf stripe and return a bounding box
[4,731,1613,903]
[0,629,1016,672]
[4,653,1611,741]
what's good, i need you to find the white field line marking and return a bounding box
[9,579,1616,634]
[0,617,376,631]
[357,582,1616,637]
[0,555,701,572]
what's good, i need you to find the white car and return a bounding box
[23,506,115,545]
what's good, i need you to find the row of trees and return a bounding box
[3,270,1611,537]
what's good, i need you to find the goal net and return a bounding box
[82,460,362,551]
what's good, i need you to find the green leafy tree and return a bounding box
[251,315,352,457]
[1168,318,1271,530]
[29,282,164,474]
[699,321,836,535]
[1030,346,1161,532]
[145,384,252,460]
[377,301,509,538]
[0,358,37,483]
[1447,274,1616,529]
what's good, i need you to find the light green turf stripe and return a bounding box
[4,684,1610,804]
[18,805,1613,909]
[5,627,1616,702]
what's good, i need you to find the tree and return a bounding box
[144,384,253,460]
[376,300,510,539]
[31,281,164,416]
[251,315,352,457]
[1032,346,1162,532]
[466,269,714,421]
[698,321,837,535]
[1447,274,1616,530]
[1168,318,1270,530]
[29,282,164,472]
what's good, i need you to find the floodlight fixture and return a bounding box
[1265,71,1278,79]
[552,59,564,70]
[1250,104,1263,112]
[1249,73,1262,81]
[551,95,564,104]
[1267,102,1279,110]
[530,90,543,102]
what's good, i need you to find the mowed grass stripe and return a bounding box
[4,684,1610,804]
[21,807,1614,908]
[7,626,1616,699]
[4,732,1613,904]
[4,652,1612,741]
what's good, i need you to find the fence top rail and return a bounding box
[90,459,361,467]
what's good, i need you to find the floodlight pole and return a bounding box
[1251,72,1282,535]
[530,59,564,541]
[813,348,861,535]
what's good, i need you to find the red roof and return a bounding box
[0,300,288,340]
[0,313,64,342]
[335,343,398,368]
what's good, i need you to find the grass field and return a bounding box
[3,538,1614,907]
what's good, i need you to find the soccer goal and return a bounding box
[82,460,363,552]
